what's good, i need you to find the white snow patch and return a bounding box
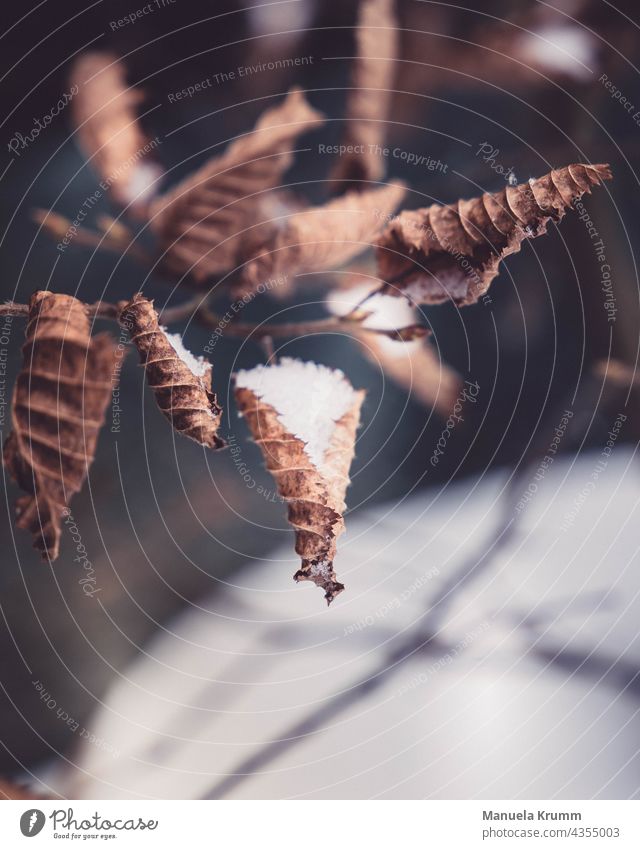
[327,282,415,330]
[308,560,332,580]
[403,268,469,304]
[247,0,316,42]
[123,162,163,203]
[327,283,421,358]
[235,357,358,472]
[518,26,596,81]
[164,329,210,378]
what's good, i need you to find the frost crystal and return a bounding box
[164,330,210,378]
[235,358,358,472]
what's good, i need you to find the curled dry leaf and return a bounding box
[330,0,399,190]
[371,336,461,414]
[235,359,364,604]
[149,88,323,283]
[71,52,162,207]
[376,163,612,306]
[327,280,461,415]
[119,294,225,448]
[3,292,116,561]
[239,180,406,296]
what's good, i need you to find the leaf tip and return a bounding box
[294,560,345,605]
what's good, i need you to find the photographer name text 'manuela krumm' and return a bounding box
[483,810,582,821]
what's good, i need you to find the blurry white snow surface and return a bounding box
[61,448,640,799]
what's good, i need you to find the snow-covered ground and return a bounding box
[56,446,640,799]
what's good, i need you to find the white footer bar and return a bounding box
[0,800,638,847]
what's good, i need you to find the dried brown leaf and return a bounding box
[119,294,225,448]
[362,332,461,415]
[3,292,117,561]
[376,163,612,305]
[149,88,323,283]
[71,52,161,207]
[330,0,399,190]
[239,180,406,296]
[235,362,364,604]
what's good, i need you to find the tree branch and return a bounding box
[0,299,427,345]
[33,209,153,266]
[196,304,428,341]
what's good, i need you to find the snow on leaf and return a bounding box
[376,163,612,306]
[120,294,225,448]
[235,358,364,604]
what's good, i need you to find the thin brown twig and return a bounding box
[158,295,209,325]
[0,299,427,346]
[342,284,384,321]
[0,301,120,320]
[0,303,29,317]
[260,334,276,363]
[33,209,153,266]
[197,309,357,338]
[196,304,426,341]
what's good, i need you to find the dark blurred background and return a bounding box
[0,0,638,778]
